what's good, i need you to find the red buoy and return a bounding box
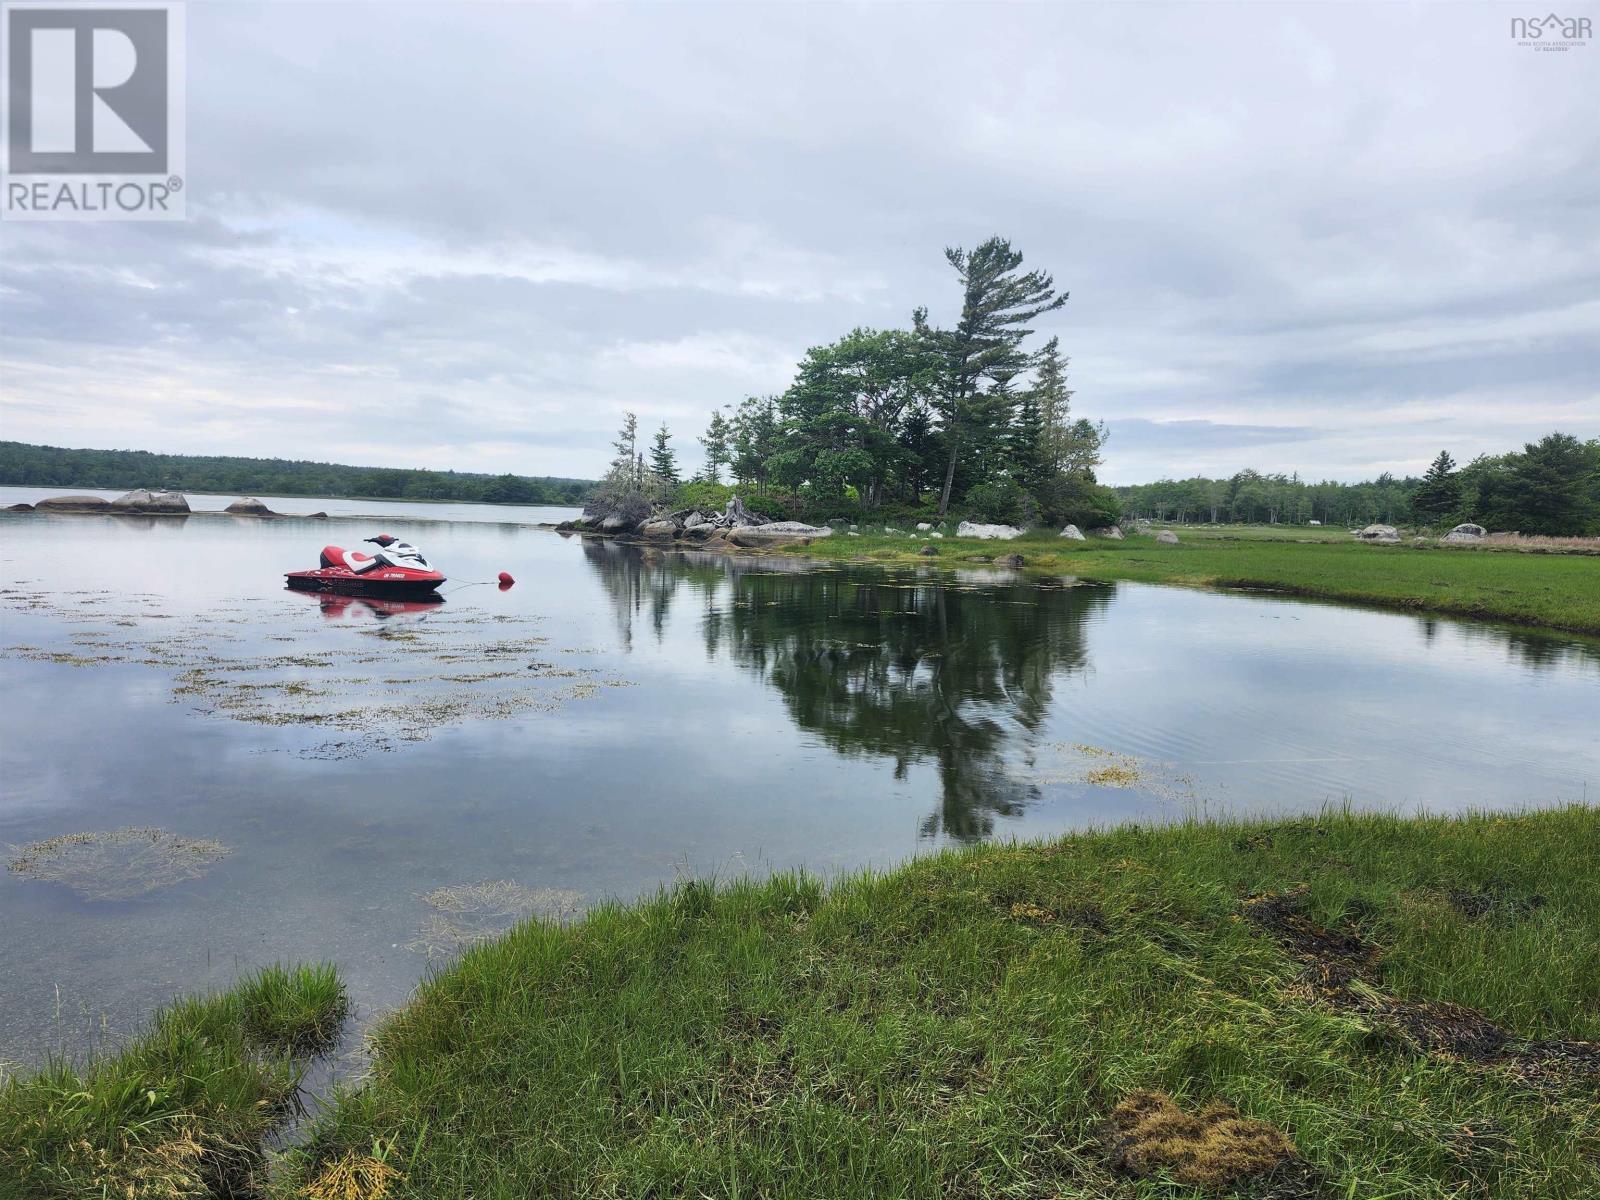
[497,571,515,587]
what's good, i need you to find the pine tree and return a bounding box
[1030,336,1074,474]
[611,412,640,486]
[649,424,679,485]
[925,238,1067,517]
[698,410,733,484]
[1410,450,1460,525]
[1004,376,1045,493]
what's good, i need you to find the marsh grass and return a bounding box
[272,809,1600,1199]
[0,964,348,1199]
[783,529,1600,634]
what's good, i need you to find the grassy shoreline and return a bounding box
[9,810,1597,1198]
[774,529,1600,636]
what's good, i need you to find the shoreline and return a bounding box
[7,807,1597,1198]
[566,524,1600,638]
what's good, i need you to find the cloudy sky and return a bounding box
[2,1,1596,484]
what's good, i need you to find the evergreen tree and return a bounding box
[698,409,733,484]
[1030,336,1075,474]
[649,424,679,485]
[924,238,1068,516]
[611,412,640,488]
[729,396,781,493]
[1007,383,1046,493]
[1410,450,1460,524]
[1494,433,1600,535]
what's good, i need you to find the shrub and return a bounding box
[963,478,1036,527]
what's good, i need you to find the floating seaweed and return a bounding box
[407,880,584,959]
[0,589,631,758]
[6,827,231,901]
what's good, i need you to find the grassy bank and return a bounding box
[257,809,1599,1199]
[0,964,347,1200]
[782,529,1600,635]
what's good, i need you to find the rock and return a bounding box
[682,511,708,530]
[994,553,1025,567]
[308,512,328,520]
[1355,524,1400,543]
[883,526,904,535]
[6,502,34,512]
[1444,522,1486,543]
[847,531,860,537]
[1059,524,1085,540]
[956,521,1023,540]
[111,489,190,514]
[930,531,944,539]
[1092,526,1124,539]
[728,527,808,548]
[681,523,717,541]
[918,544,939,556]
[961,554,992,562]
[1155,530,1180,545]
[754,521,832,537]
[639,518,680,539]
[916,522,933,531]
[599,514,632,534]
[34,494,112,512]
[1308,519,1322,526]
[224,497,277,516]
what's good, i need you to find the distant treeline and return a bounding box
[0,442,595,506]
[1115,433,1600,536]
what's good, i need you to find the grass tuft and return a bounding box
[0,963,347,1200]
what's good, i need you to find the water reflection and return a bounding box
[584,542,1114,839]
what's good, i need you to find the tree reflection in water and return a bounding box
[581,540,1114,840]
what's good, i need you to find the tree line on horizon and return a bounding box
[0,441,593,507]
[600,236,1120,531]
[1117,433,1600,535]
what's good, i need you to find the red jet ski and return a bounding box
[285,534,446,598]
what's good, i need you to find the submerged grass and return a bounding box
[0,964,348,1200]
[785,530,1600,634]
[269,808,1600,1199]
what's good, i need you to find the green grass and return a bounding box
[788,529,1600,634]
[0,963,347,1200]
[272,809,1600,1199]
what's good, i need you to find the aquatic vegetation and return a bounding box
[1022,741,1199,802]
[6,827,230,901]
[0,588,631,758]
[408,881,585,958]
[0,963,347,1200]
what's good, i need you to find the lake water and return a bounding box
[2,504,1597,1070]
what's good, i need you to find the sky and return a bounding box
[2,1,1596,485]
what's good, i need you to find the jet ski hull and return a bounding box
[285,567,446,598]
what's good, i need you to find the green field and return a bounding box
[7,810,1598,1199]
[786,529,1600,635]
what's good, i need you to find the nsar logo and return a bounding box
[1510,12,1592,50]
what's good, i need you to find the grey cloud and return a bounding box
[2,2,1597,480]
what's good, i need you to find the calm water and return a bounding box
[1,507,1597,1068]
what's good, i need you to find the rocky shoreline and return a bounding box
[5,490,326,519]
[558,495,835,549]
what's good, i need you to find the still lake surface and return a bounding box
[2,500,1597,1069]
